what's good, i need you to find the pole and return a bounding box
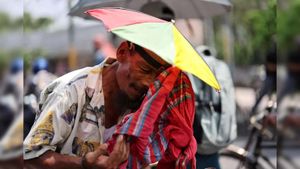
[68,0,77,70]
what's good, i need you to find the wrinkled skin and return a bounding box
[115,42,161,101]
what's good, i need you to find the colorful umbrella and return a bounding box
[85,8,221,90]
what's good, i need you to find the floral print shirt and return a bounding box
[24,59,119,159]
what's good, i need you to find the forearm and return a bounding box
[24,151,83,169]
[24,135,129,169]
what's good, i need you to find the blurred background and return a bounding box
[0,0,299,168]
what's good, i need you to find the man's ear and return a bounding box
[116,41,130,63]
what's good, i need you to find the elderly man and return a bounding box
[24,41,170,169]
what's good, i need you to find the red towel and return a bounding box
[108,67,196,169]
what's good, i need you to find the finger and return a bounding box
[119,136,126,150]
[119,141,127,160]
[113,135,124,152]
[108,135,129,165]
[117,135,127,156]
[123,142,130,160]
[99,143,109,156]
[93,143,109,157]
[125,142,130,156]
[121,137,129,160]
[95,155,109,168]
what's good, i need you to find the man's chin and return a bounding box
[126,89,144,100]
[128,99,143,111]
[127,93,145,110]
[128,94,143,102]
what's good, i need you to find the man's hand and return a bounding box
[25,136,129,169]
[83,143,109,169]
[84,135,129,169]
[105,135,130,168]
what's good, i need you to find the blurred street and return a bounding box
[220,137,277,169]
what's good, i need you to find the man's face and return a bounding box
[116,43,160,101]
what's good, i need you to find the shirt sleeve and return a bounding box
[23,85,78,160]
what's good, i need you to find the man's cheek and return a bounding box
[128,71,142,80]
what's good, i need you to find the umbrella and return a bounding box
[69,0,232,19]
[85,8,221,90]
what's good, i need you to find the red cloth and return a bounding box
[108,67,196,169]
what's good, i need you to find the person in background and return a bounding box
[93,34,116,65]
[0,58,23,138]
[0,58,24,168]
[2,58,24,101]
[26,58,57,99]
[24,58,57,138]
[278,38,300,105]
[189,46,237,169]
[140,1,175,22]
[250,45,277,115]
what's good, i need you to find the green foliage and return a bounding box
[0,12,51,71]
[0,12,11,31]
[277,0,300,52]
[245,0,276,51]
[24,12,53,32]
[214,0,276,65]
[0,12,23,31]
[0,12,53,32]
[0,51,10,72]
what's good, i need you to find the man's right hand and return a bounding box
[83,143,109,169]
[84,135,130,169]
[105,135,130,168]
[25,135,129,169]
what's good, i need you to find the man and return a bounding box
[24,41,170,169]
[250,45,276,115]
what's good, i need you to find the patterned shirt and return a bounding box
[24,59,120,160]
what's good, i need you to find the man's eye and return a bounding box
[140,67,152,74]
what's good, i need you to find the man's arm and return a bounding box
[24,151,83,169]
[25,135,129,169]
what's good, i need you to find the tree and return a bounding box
[277,0,300,58]
[23,12,53,32]
[0,12,52,69]
[214,0,276,65]
[0,12,14,31]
